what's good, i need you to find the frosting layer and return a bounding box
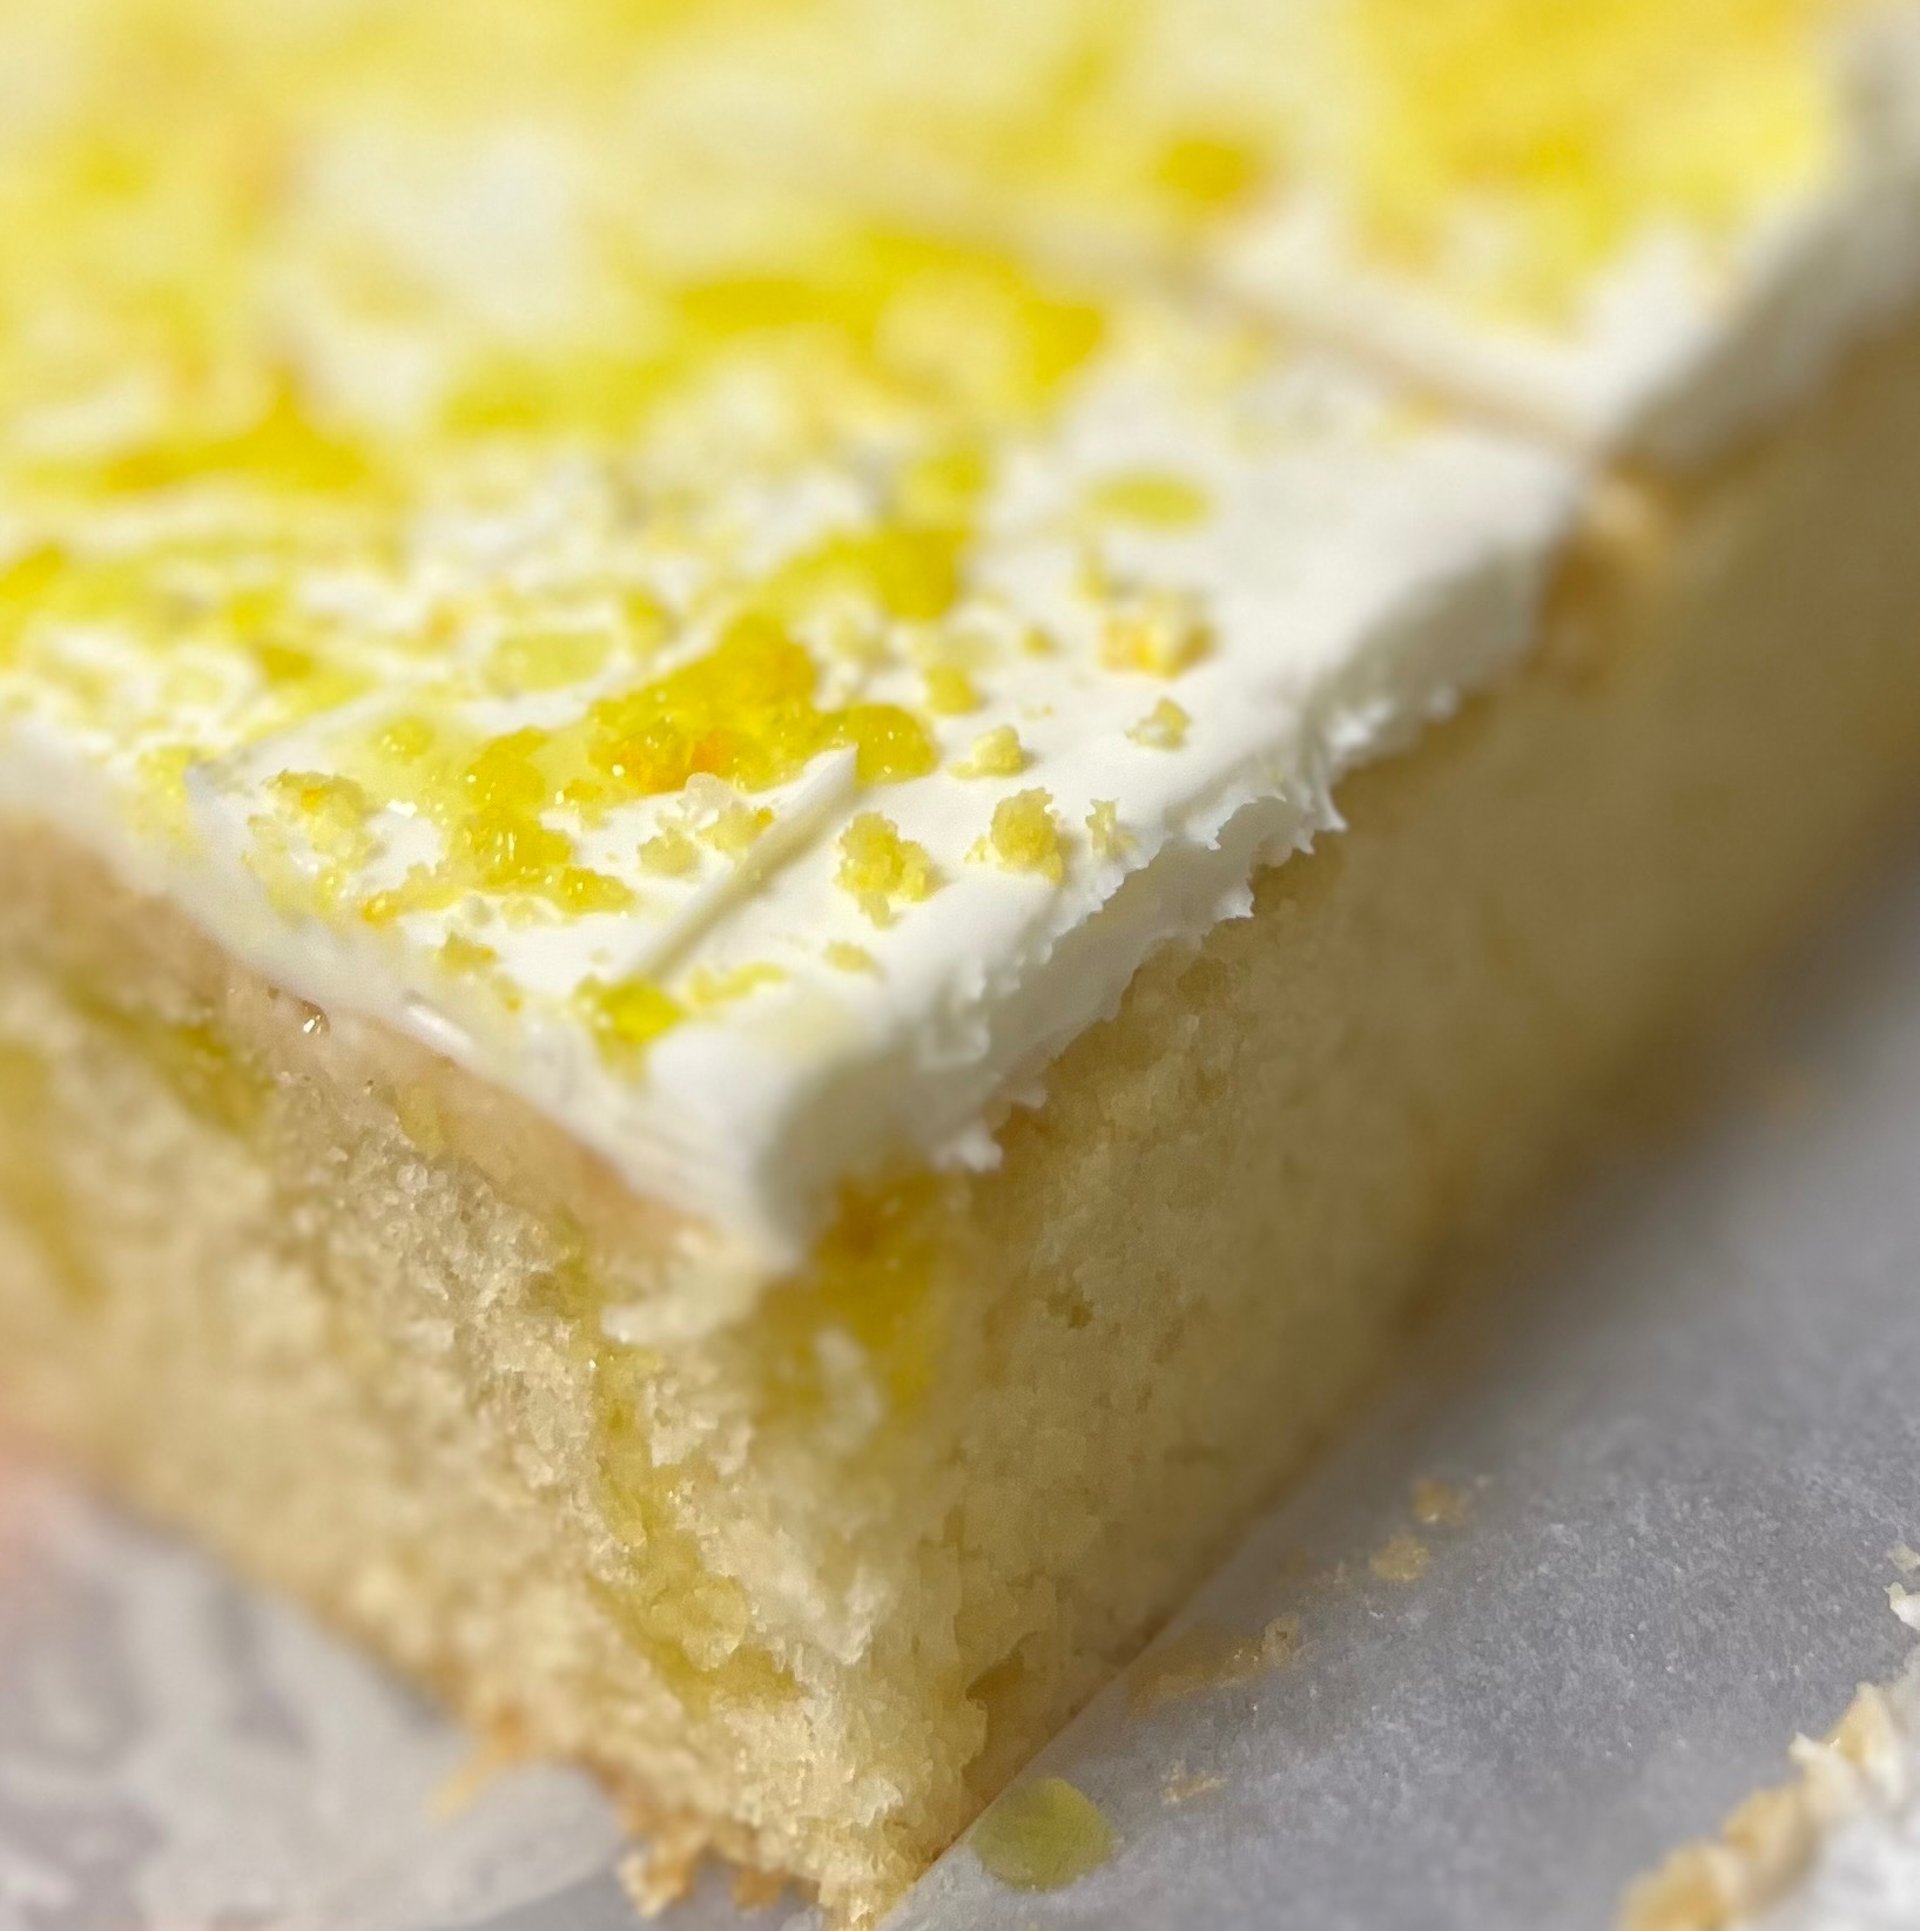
[0,0,1579,1264]
[644,0,1920,462]
[20,1,1920,1266]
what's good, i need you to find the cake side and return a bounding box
[7,315,1920,1921]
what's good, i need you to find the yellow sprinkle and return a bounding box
[372,714,437,763]
[899,442,992,521]
[267,770,375,823]
[836,811,938,926]
[923,664,981,715]
[639,826,702,876]
[1083,471,1212,530]
[1075,543,1115,602]
[485,626,612,696]
[1128,698,1191,750]
[824,940,881,975]
[1348,0,1838,323]
[971,1777,1114,1892]
[952,725,1027,779]
[1101,591,1211,677]
[438,933,500,973]
[701,801,774,857]
[618,587,674,658]
[1086,799,1132,859]
[1152,130,1263,212]
[579,976,686,1062]
[1019,624,1058,657]
[554,866,636,914]
[689,962,787,1008]
[970,789,1065,884]
[768,522,966,624]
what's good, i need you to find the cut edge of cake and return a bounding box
[8,315,1920,1921]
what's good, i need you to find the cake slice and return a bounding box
[4,5,1920,1926]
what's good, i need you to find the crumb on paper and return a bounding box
[1410,1477,1471,1530]
[1889,1542,1920,1575]
[431,1717,530,1820]
[1127,1616,1302,1713]
[970,1775,1115,1892]
[1163,1760,1228,1808]
[1369,1534,1430,1584]
[1890,1583,1920,1633]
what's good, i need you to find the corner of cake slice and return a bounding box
[6,4,1920,1925]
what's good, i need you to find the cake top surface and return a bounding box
[650,0,1920,458]
[0,0,1914,1269]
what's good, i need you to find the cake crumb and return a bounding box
[1126,696,1191,749]
[1617,1841,1738,1931]
[432,1717,528,1819]
[1163,1759,1228,1807]
[1086,798,1133,859]
[1128,1615,1302,1712]
[1890,1542,1920,1575]
[1889,1582,1920,1632]
[730,1867,787,1912]
[971,1776,1115,1892]
[619,1817,708,1918]
[952,724,1027,777]
[1410,1477,1471,1529]
[1369,1534,1430,1584]
[970,789,1066,882]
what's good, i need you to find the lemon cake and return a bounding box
[5,3,1920,1924]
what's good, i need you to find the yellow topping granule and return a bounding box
[836,812,939,925]
[1346,0,1844,320]
[1151,130,1264,213]
[583,618,935,799]
[952,724,1027,779]
[438,933,500,973]
[766,523,967,625]
[579,975,686,1062]
[266,771,376,849]
[1084,470,1212,529]
[824,940,881,975]
[922,664,981,715]
[1127,697,1191,749]
[898,441,992,521]
[1086,799,1132,859]
[486,626,614,697]
[970,788,1066,883]
[639,826,703,877]
[688,962,787,1008]
[971,1777,1116,1893]
[700,801,775,857]
[1100,590,1211,677]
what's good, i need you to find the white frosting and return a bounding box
[1221,8,1920,465]
[0,335,1575,1270]
[13,0,1920,1283]
[642,0,1920,467]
